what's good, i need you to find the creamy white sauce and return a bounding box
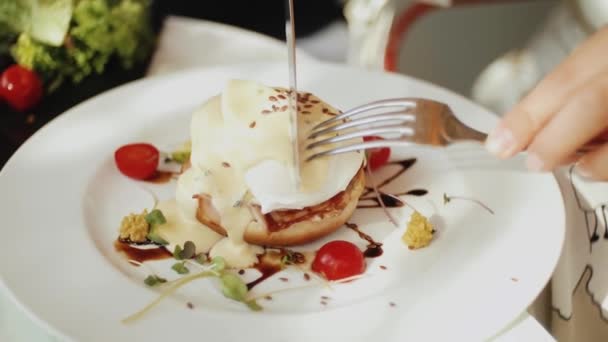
[153,199,222,253]
[158,79,363,268]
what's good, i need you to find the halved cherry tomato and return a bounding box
[311,240,366,281]
[0,65,43,112]
[114,143,160,180]
[363,136,391,171]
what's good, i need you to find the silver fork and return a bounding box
[305,98,487,161]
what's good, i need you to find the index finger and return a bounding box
[485,26,608,158]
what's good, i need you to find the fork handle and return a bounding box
[442,111,488,144]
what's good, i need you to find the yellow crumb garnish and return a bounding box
[402,211,435,250]
[119,210,150,243]
[171,140,192,164]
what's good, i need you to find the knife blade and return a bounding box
[285,0,301,189]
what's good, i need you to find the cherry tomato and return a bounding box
[311,240,366,281]
[363,136,391,171]
[0,65,43,112]
[114,143,160,180]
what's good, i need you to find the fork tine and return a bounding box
[308,111,415,139]
[312,98,418,130]
[305,139,413,161]
[306,126,414,150]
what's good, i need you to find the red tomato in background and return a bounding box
[363,136,391,171]
[0,65,43,112]
[114,143,160,180]
[311,240,366,281]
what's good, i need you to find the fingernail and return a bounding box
[575,162,592,178]
[485,126,516,157]
[526,153,544,172]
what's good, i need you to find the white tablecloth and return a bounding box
[0,15,555,341]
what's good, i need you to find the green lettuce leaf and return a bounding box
[0,0,72,47]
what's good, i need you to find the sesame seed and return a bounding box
[380,265,387,270]
[279,277,289,282]
[238,269,245,275]
[304,104,313,108]
[264,295,273,300]
[222,162,231,168]
[187,302,194,309]
[261,110,271,114]
[249,121,256,128]
[269,96,278,101]
[311,100,320,104]
[304,273,311,281]
[322,108,329,113]
[321,296,330,300]
[321,301,327,306]
[280,105,288,111]
[389,302,396,307]
[511,277,519,282]
[302,111,311,114]
[278,94,286,99]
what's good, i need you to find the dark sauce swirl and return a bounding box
[114,240,172,264]
[357,158,428,209]
[346,222,383,258]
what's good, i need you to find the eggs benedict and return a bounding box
[159,79,364,268]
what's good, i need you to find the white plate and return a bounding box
[0,61,565,341]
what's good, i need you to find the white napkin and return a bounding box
[146,15,316,77]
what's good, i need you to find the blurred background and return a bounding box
[1,0,602,166]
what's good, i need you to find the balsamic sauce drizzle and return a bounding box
[346,222,383,258]
[114,240,172,264]
[144,171,175,184]
[345,158,424,254]
[246,261,282,291]
[357,158,427,209]
[246,248,305,290]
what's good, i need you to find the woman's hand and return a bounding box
[484,26,608,180]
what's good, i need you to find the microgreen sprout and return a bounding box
[145,209,169,245]
[145,209,166,226]
[171,261,189,275]
[443,193,494,214]
[123,246,262,324]
[365,158,398,228]
[210,256,226,272]
[144,275,167,287]
[280,254,293,268]
[194,253,207,265]
[181,241,196,259]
